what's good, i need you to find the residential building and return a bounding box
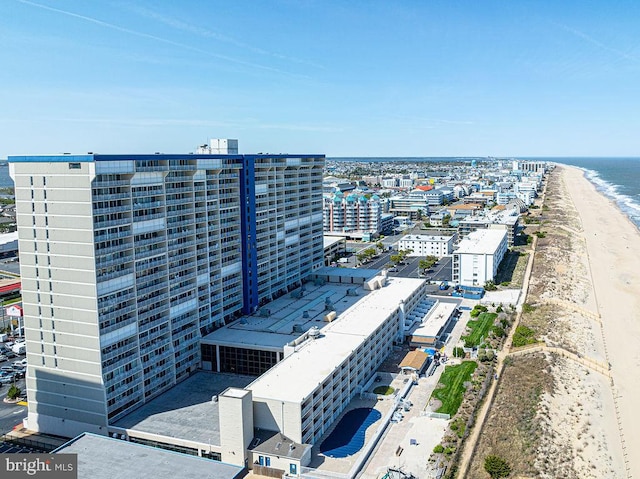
[388,193,431,220]
[452,229,508,286]
[9,150,324,438]
[322,192,382,239]
[397,234,455,257]
[457,209,519,246]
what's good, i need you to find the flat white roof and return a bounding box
[0,231,18,246]
[400,234,453,242]
[455,229,507,255]
[410,301,457,338]
[201,279,378,351]
[323,236,346,248]
[247,277,425,403]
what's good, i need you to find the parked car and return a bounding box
[0,365,14,373]
[0,354,7,362]
[13,359,27,368]
[0,374,15,384]
[3,351,17,359]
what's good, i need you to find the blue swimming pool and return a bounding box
[319,408,382,458]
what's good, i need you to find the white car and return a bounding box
[13,358,27,368]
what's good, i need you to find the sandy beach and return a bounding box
[562,164,640,478]
[466,164,638,479]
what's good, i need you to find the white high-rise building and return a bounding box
[9,150,324,438]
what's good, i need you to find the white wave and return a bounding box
[579,167,640,228]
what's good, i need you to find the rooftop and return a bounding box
[400,234,453,242]
[247,276,425,403]
[55,433,243,479]
[202,272,380,351]
[409,301,458,339]
[113,372,253,447]
[454,229,507,255]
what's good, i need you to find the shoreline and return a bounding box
[560,164,640,478]
[560,163,640,234]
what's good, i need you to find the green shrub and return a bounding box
[453,347,465,358]
[496,305,503,313]
[7,385,21,400]
[512,325,537,347]
[522,303,536,313]
[484,455,511,478]
[492,326,505,338]
[433,444,444,454]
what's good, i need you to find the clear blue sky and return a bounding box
[2,0,640,158]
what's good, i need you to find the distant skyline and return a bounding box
[2,0,640,159]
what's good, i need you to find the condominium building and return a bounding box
[322,192,382,239]
[452,229,508,286]
[9,151,324,438]
[397,234,455,257]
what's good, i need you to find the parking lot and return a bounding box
[0,342,27,435]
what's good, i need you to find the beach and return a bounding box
[466,164,637,478]
[562,164,640,478]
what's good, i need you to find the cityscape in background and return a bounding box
[1,148,640,478]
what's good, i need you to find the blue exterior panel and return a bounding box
[240,156,259,314]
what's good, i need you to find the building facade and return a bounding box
[9,152,324,437]
[452,229,508,286]
[322,192,382,238]
[397,234,454,257]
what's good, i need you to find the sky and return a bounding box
[1,0,640,158]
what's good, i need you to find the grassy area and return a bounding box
[463,312,497,348]
[373,385,394,395]
[512,325,538,348]
[432,361,478,416]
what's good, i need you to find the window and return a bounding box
[69,162,81,169]
[290,464,297,474]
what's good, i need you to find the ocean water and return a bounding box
[0,162,11,188]
[532,158,640,229]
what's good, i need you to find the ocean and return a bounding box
[0,163,11,188]
[534,158,640,230]
[1,157,638,228]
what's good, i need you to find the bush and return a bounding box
[492,326,505,338]
[512,325,537,347]
[496,305,503,313]
[7,385,21,400]
[485,349,495,361]
[433,444,444,454]
[484,455,511,478]
[522,303,536,313]
[453,347,465,358]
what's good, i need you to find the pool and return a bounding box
[319,408,382,458]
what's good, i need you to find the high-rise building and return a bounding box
[8,151,324,437]
[322,192,382,238]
